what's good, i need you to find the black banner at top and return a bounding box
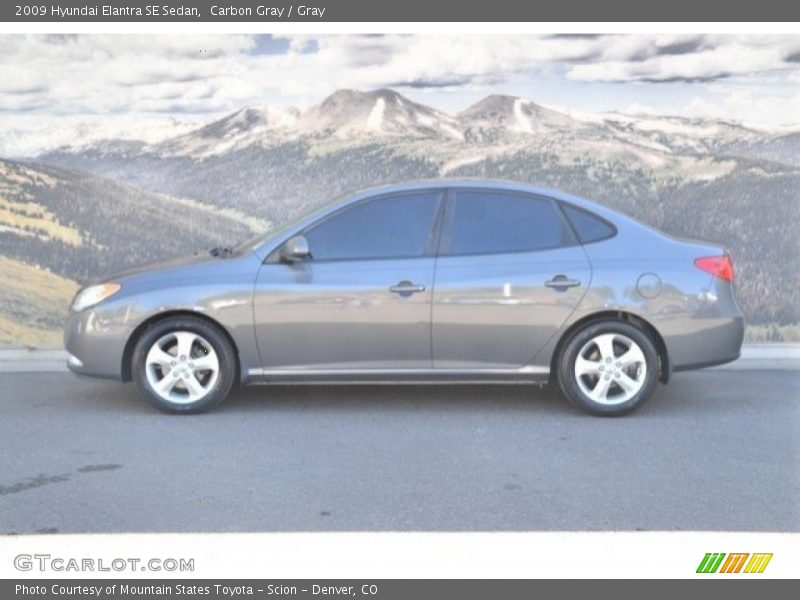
[3,0,800,22]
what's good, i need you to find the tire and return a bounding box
[131,315,237,414]
[557,320,659,416]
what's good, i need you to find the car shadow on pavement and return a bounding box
[11,371,758,419]
[41,373,578,416]
[69,376,681,418]
[223,382,571,415]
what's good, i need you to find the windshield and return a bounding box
[232,203,328,255]
[231,189,365,256]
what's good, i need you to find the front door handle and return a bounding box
[389,281,426,296]
[545,275,581,291]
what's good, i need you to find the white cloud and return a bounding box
[567,38,796,83]
[0,33,799,144]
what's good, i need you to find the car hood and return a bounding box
[94,252,226,284]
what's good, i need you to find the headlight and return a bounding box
[71,283,121,312]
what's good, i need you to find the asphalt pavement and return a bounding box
[1,370,798,533]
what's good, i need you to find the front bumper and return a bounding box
[64,307,132,381]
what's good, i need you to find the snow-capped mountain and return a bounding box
[455,95,786,160]
[458,95,595,142]
[0,114,203,158]
[296,89,463,140]
[13,88,800,167]
[77,90,466,160]
[597,113,765,155]
[156,106,300,158]
[31,88,800,201]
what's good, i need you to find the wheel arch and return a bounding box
[550,310,671,384]
[121,310,241,383]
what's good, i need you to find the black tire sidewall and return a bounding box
[132,316,237,414]
[558,320,659,417]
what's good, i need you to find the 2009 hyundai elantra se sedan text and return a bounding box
[64,180,744,416]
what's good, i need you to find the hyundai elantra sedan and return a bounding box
[64,180,744,416]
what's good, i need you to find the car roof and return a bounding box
[342,179,615,217]
[349,178,564,196]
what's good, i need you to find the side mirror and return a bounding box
[280,235,310,263]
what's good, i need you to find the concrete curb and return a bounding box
[708,344,800,372]
[1,345,798,373]
[0,349,68,372]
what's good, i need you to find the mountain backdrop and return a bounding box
[2,88,798,345]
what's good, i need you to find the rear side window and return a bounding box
[446,191,576,256]
[304,192,440,261]
[561,203,616,244]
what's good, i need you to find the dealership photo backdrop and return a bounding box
[0,33,799,346]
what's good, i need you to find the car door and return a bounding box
[432,189,591,370]
[253,190,444,373]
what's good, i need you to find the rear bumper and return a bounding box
[673,349,742,372]
[663,314,745,372]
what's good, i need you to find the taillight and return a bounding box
[694,255,734,282]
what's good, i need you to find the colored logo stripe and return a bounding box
[744,553,773,573]
[697,553,773,574]
[697,553,726,573]
[719,553,749,573]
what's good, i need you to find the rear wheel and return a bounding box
[132,316,237,414]
[557,320,659,416]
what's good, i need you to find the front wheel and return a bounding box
[131,316,237,414]
[557,320,659,416]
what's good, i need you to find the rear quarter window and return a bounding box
[561,203,617,244]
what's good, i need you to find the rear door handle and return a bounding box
[389,281,426,296]
[545,275,581,291]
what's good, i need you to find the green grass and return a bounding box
[0,195,83,246]
[0,255,78,347]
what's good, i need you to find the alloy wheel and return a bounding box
[574,333,647,405]
[144,331,220,404]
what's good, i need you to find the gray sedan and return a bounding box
[64,180,744,416]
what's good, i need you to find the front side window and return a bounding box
[446,191,576,256]
[304,192,441,261]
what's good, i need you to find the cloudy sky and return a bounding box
[2,33,800,152]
